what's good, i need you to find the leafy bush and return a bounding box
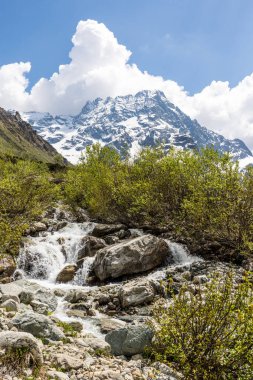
[64,144,253,253]
[149,272,253,380]
[0,159,60,257]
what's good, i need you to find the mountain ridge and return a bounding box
[21,90,253,164]
[0,107,65,164]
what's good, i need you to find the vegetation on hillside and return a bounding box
[0,159,59,258]
[65,144,253,255]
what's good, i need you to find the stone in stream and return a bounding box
[56,264,78,283]
[11,310,65,341]
[93,234,171,281]
[77,236,107,264]
[100,318,126,334]
[105,325,153,356]
[91,223,127,238]
[119,280,155,308]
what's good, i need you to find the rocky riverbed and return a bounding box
[0,204,246,379]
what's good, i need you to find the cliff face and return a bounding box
[0,108,64,164]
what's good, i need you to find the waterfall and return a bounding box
[17,222,94,285]
[167,241,202,265]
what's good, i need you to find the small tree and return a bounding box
[150,272,253,380]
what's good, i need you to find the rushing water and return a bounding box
[18,222,94,285]
[16,221,202,334]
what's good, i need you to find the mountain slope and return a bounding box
[22,90,253,164]
[0,108,65,164]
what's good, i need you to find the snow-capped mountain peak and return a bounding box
[21,90,253,164]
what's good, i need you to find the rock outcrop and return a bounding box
[93,235,171,280]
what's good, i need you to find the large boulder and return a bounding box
[0,331,43,367]
[93,235,170,281]
[0,255,16,281]
[119,280,155,308]
[56,264,77,283]
[91,224,127,238]
[11,311,65,341]
[105,325,153,356]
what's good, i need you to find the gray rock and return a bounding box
[119,280,155,308]
[92,224,127,238]
[93,235,171,281]
[11,310,65,341]
[31,222,47,232]
[100,318,126,334]
[64,289,88,303]
[0,331,43,366]
[0,294,20,304]
[81,333,111,354]
[30,300,49,315]
[56,264,77,283]
[0,299,19,312]
[33,288,58,311]
[47,370,70,380]
[104,235,120,245]
[105,325,153,356]
[77,236,107,261]
[52,353,83,370]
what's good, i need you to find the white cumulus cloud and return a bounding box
[0,19,253,151]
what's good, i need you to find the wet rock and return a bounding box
[64,289,88,303]
[11,310,65,341]
[68,321,83,333]
[77,236,106,262]
[32,221,48,232]
[93,235,171,281]
[92,224,127,238]
[100,318,126,334]
[33,288,58,312]
[18,250,48,278]
[55,221,68,231]
[104,235,120,245]
[0,255,16,281]
[105,325,153,356]
[119,280,155,308]
[56,264,78,283]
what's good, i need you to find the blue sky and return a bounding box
[1,0,253,150]
[1,0,253,93]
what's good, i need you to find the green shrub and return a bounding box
[0,158,60,257]
[64,144,253,253]
[149,272,253,380]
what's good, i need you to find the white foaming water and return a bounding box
[18,222,94,284]
[53,296,103,338]
[73,256,95,285]
[148,240,202,281]
[167,240,202,265]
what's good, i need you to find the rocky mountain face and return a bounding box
[22,90,253,164]
[0,107,65,164]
